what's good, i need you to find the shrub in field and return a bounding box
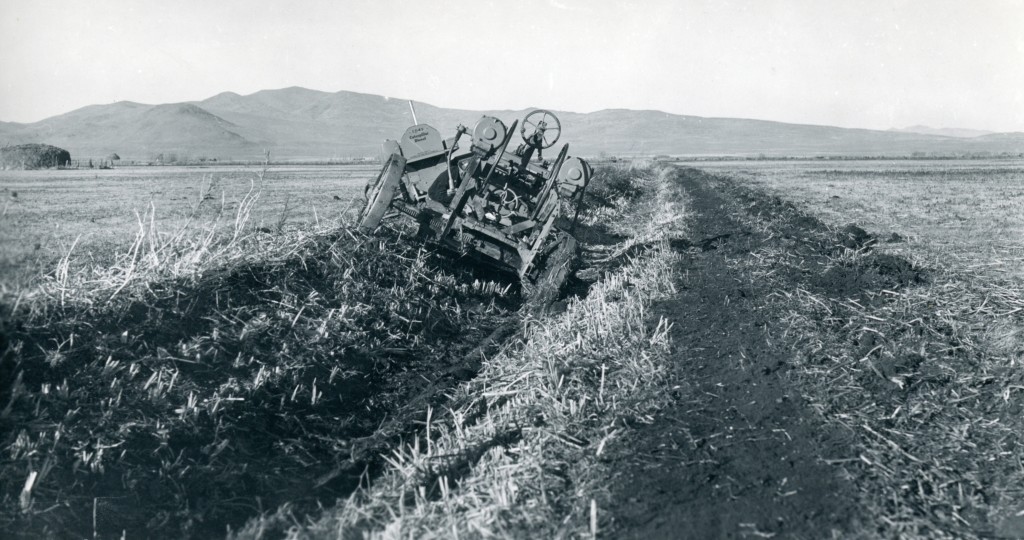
[1,144,71,170]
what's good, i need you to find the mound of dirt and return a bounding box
[837,223,875,251]
[871,253,926,284]
[1,230,521,539]
[746,192,823,231]
[814,253,927,298]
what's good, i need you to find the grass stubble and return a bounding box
[235,163,690,539]
[16,156,1018,538]
[715,168,1024,538]
[1,161,686,538]
[726,161,1024,280]
[1,162,516,537]
[0,162,375,293]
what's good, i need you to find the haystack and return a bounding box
[0,143,71,170]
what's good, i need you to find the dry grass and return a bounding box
[2,161,685,538]
[0,163,520,537]
[711,163,1024,538]
[776,262,1024,538]
[7,166,277,314]
[229,164,690,539]
[0,163,373,293]
[699,159,1024,279]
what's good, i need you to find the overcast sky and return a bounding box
[1,0,1022,131]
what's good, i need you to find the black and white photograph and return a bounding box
[1,1,1023,538]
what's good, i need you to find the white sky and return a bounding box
[1,0,1022,131]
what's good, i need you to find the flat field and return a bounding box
[0,164,376,290]
[688,159,1024,278]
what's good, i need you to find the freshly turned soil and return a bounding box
[604,168,925,539]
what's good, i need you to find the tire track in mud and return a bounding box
[606,168,867,539]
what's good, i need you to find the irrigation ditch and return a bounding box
[0,164,655,538]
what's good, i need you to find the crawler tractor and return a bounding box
[358,109,591,304]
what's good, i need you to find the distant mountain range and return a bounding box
[1,87,1022,159]
[889,125,995,138]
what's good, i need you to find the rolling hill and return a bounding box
[1,87,1022,160]
[890,125,995,138]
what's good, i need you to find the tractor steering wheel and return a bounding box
[496,185,521,210]
[520,109,561,149]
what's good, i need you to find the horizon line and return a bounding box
[0,85,1015,135]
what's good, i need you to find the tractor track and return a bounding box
[605,168,875,539]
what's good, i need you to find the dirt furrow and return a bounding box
[606,168,863,539]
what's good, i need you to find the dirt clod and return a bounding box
[870,253,926,285]
[837,223,875,251]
